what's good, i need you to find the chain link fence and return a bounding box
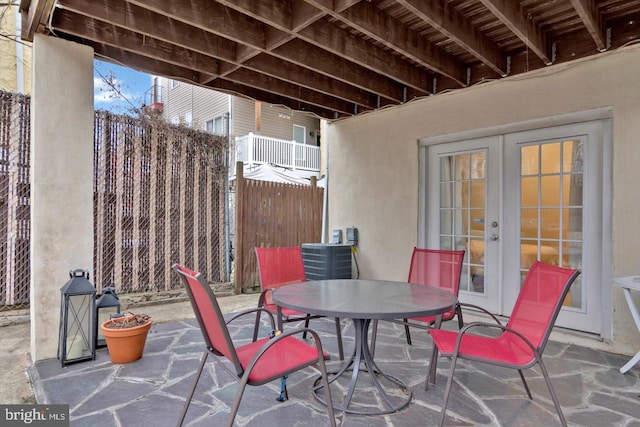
[93,111,228,294]
[0,92,30,310]
[0,92,228,310]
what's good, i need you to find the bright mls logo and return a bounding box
[1,405,68,426]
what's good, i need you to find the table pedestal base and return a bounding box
[313,318,412,415]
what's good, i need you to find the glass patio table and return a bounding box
[272,279,457,415]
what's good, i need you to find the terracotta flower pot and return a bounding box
[100,315,153,364]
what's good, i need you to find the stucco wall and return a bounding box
[31,35,94,361]
[327,44,640,352]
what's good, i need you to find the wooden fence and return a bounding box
[94,111,228,293]
[234,162,323,292]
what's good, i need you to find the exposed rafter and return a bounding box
[19,0,640,119]
[478,0,551,65]
[570,0,607,51]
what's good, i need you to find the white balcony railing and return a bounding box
[235,133,320,171]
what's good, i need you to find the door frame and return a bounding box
[424,136,503,313]
[418,108,613,338]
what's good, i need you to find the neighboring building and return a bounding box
[149,77,323,177]
[0,3,31,94]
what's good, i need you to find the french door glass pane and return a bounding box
[519,140,584,309]
[440,150,487,294]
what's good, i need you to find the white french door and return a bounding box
[422,119,610,334]
[426,137,502,313]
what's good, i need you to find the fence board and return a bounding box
[234,163,323,292]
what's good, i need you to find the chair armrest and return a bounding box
[454,321,541,359]
[458,302,503,325]
[226,307,275,330]
[244,327,328,377]
[256,288,276,307]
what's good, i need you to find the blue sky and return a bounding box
[93,59,151,113]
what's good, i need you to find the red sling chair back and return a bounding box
[254,246,344,360]
[173,263,336,427]
[370,248,464,357]
[427,261,580,427]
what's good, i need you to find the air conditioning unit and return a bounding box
[301,243,352,280]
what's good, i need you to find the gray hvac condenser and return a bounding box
[301,243,352,280]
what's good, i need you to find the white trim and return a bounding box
[419,107,613,147]
[601,118,613,340]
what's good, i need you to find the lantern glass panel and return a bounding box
[65,294,93,360]
[96,306,119,347]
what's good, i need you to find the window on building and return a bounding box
[206,116,225,135]
[171,79,179,89]
[171,116,179,125]
[185,111,192,126]
[293,125,306,162]
[293,125,306,144]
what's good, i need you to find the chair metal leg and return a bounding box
[426,344,439,390]
[518,369,533,399]
[227,377,250,427]
[177,351,209,427]
[537,359,568,427]
[334,318,344,360]
[252,310,261,342]
[316,348,337,427]
[438,353,459,427]
[302,314,311,339]
[456,304,464,329]
[403,318,412,345]
[370,319,378,359]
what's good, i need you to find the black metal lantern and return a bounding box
[58,269,96,366]
[95,287,121,348]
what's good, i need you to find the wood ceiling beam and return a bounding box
[570,0,607,51]
[88,41,202,83]
[19,0,56,41]
[305,0,466,85]
[224,68,359,115]
[296,20,430,93]
[58,0,238,62]
[88,39,339,119]
[52,9,221,77]
[396,0,507,76]
[231,0,356,78]
[204,79,342,120]
[273,38,405,102]
[128,0,408,102]
[216,0,430,94]
[58,0,382,109]
[55,13,360,115]
[478,0,552,65]
[242,55,383,109]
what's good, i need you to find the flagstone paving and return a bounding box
[31,314,640,426]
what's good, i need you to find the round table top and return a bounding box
[272,279,457,320]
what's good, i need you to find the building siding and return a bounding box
[156,78,320,144]
[0,5,32,94]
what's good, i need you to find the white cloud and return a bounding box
[94,76,137,104]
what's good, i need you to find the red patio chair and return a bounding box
[173,264,336,427]
[254,246,344,360]
[370,248,465,352]
[427,261,580,427]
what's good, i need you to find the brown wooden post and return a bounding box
[234,161,244,293]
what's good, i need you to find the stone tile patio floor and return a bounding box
[31,313,640,427]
